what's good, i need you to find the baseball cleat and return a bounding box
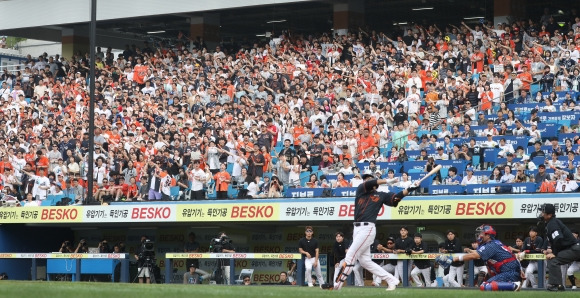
[320,283,333,290]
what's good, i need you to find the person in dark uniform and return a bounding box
[538,203,580,291]
[278,271,292,285]
[394,226,414,284]
[409,233,432,287]
[465,240,488,287]
[373,237,397,286]
[522,226,543,288]
[566,230,579,289]
[332,232,348,284]
[328,174,418,291]
[442,230,464,287]
[298,226,324,287]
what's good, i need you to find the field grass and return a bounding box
[0,281,578,298]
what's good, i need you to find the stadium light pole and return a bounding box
[87,0,97,204]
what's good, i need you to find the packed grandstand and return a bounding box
[1,11,580,207]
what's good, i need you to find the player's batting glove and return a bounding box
[407,182,420,192]
[435,254,453,269]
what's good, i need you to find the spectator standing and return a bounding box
[213,163,231,199]
[189,160,206,200]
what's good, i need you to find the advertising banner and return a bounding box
[0,195,578,224]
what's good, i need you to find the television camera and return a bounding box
[139,239,156,265]
[209,235,232,253]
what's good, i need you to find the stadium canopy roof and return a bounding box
[0,0,567,50]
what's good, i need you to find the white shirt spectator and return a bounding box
[190,168,206,191]
[397,180,412,188]
[30,174,51,201]
[406,92,421,115]
[498,143,515,158]
[480,127,498,137]
[461,175,479,185]
[499,173,515,183]
[490,82,504,103]
[350,177,363,187]
[247,181,262,197]
[434,152,449,160]
[556,179,579,192]
[528,127,541,144]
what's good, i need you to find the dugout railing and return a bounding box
[165,252,546,287]
[370,253,546,288]
[0,253,130,282]
[0,252,547,287]
[164,253,304,285]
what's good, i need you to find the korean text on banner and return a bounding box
[83,205,176,222]
[278,201,391,221]
[392,199,513,219]
[0,207,83,223]
[177,203,280,222]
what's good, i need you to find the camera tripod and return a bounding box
[133,260,156,284]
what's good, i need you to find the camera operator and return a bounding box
[98,239,111,253]
[134,235,154,284]
[75,239,89,253]
[59,240,74,253]
[212,232,235,285]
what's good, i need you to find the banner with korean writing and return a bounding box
[278,201,391,221]
[83,205,177,223]
[165,253,301,259]
[177,203,280,222]
[513,197,579,219]
[0,207,83,223]
[392,199,513,219]
[0,253,129,259]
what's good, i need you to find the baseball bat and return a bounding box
[415,164,442,186]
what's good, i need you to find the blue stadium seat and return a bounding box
[40,200,53,206]
[204,181,216,200]
[440,167,449,180]
[169,186,180,200]
[532,156,546,167]
[311,166,318,173]
[408,168,422,174]
[558,120,571,128]
[47,194,65,206]
[299,172,311,186]
[530,84,541,96]
[472,155,480,170]
[227,185,239,198]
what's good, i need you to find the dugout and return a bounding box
[0,193,578,284]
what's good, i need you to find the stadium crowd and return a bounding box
[1,9,580,206]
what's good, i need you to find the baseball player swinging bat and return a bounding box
[415,164,442,186]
